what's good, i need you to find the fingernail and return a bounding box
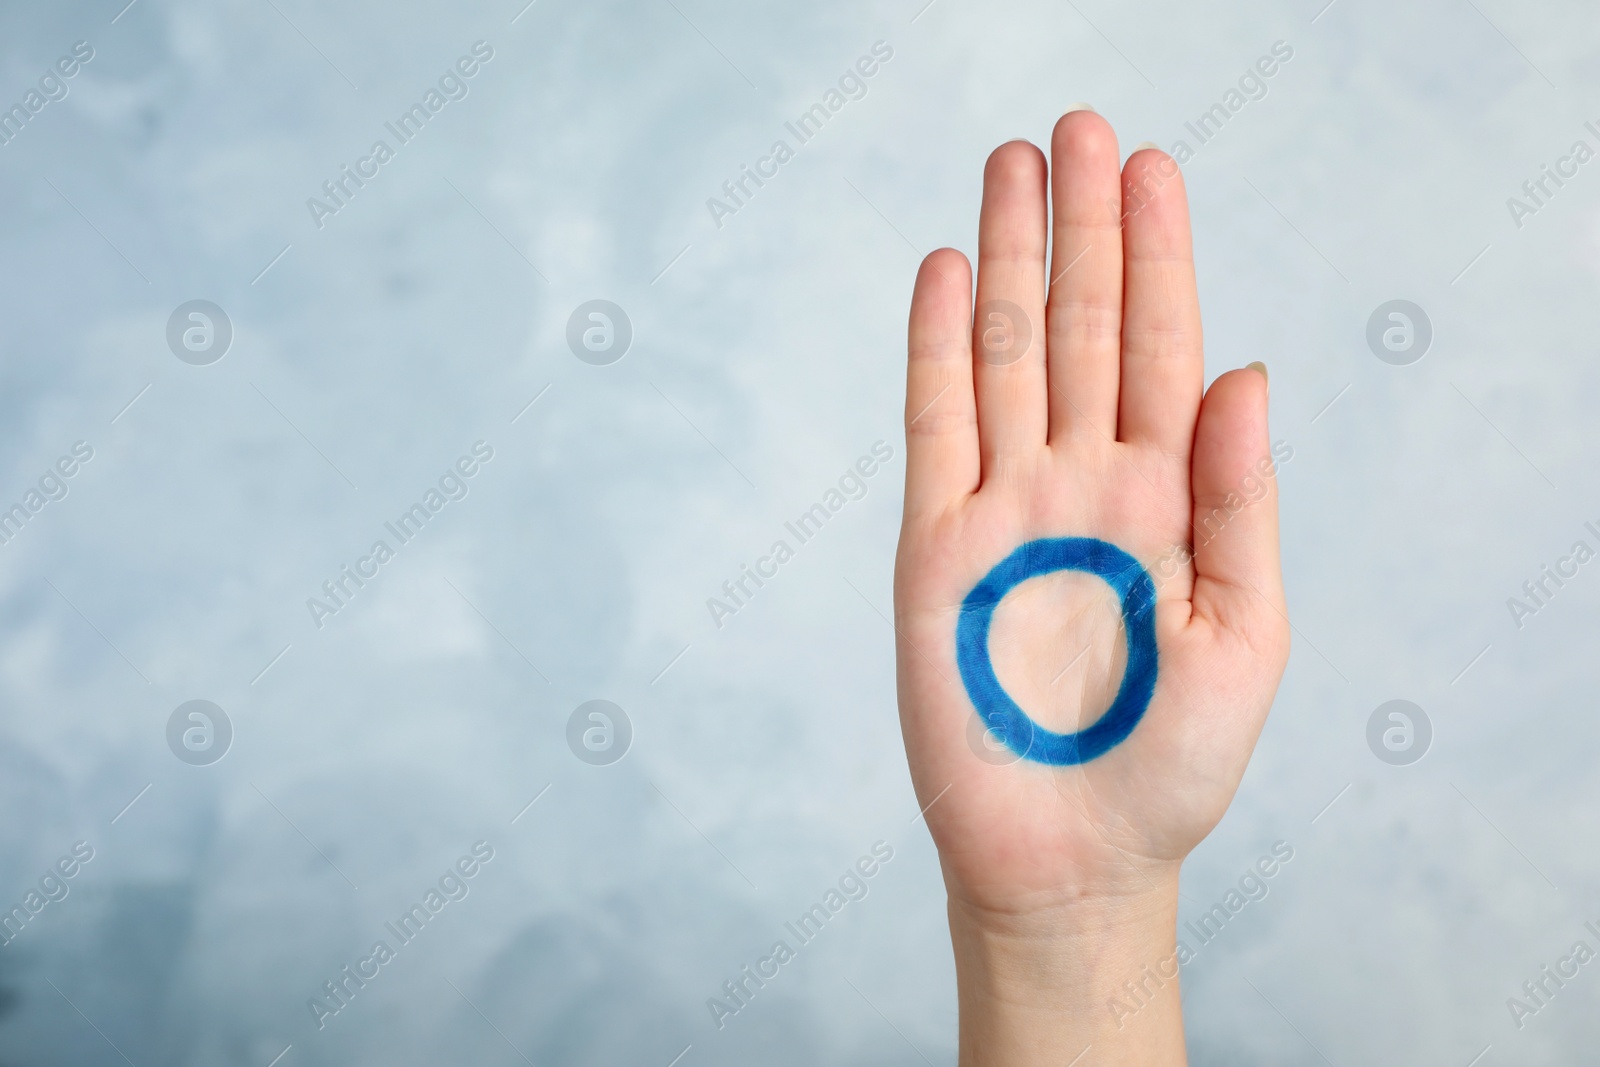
[1247,360,1268,383]
[1133,140,1160,152]
[1065,102,1095,113]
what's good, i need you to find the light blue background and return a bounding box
[1,0,1597,1063]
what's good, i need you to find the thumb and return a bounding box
[1188,364,1288,642]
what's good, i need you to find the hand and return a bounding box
[893,110,1290,1064]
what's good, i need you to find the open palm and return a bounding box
[894,110,1289,925]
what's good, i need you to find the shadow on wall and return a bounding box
[0,880,201,1066]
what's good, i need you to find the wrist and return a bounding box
[949,874,1187,1066]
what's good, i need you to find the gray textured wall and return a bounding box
[0,0,1595,1064]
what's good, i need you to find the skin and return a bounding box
[894,110,1291,1065]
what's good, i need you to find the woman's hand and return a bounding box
[894,109,1290,1066]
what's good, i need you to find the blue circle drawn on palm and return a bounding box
[956,537,1158,766]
